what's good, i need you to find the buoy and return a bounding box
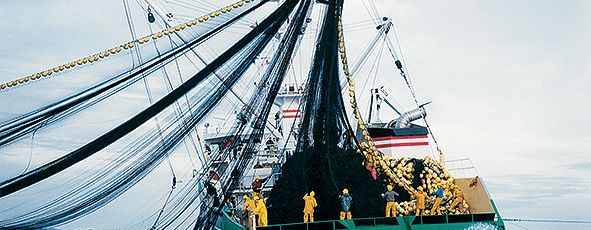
[152,34,158,39]
[233,3,239,8]
[0,84,5,89]
[180,24,186,29]
[209,13,215,18]
[169,28,175,33]
[77,60,83,65]
[192,19,197,24]
[175,26,181,31]
[198,17,204,22]
[144,37,149,42]
[215,11,221,16]
[203,15,209,20]
[221,8,227,13]
[7,82,13,87]
[53,67,60,72]
[18,78,24,83]
[227,6,232,11]
[129,42,134,48]
[238,1,244,6]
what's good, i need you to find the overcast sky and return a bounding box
[1,0,591,230]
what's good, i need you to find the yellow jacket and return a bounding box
[243,198,256,213]
[253,199,267,215]
[303,194,317,214]
[412,191,428,209]
[453,189,464,200]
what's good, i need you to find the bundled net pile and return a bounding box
[365,154,470,216]
[266,0,469,224]
[267,146,384,224]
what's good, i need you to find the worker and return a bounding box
[381,185,399,217]
[430,186,445,215]
[252,175,268,199]
[253,196,268,226]
[339,188,353,220]
[243,195,256,215]
[411,187,427,216]
[303,191,317,223]
[448,185,466,213]
[242,195,256,228]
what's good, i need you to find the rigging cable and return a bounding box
[389,24,443,157]
[0,0,273,199]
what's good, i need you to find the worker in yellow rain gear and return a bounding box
[411,187,428,216]
[429,186,445,215]
[243,195,256,215]
[303,191,317,223]
[339,188,353,220]
[242,195,256,228]
[381,185,400,217]
[253,196,268,226]
[448,186,466,213]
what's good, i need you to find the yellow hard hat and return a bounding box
[418,186,423,191]
[243,195,248,199]
[343,188,349,194]
[387,185,393,191]
[310,191,315,196]
[255,175,260,180]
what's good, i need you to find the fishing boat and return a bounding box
[0,0,504,229]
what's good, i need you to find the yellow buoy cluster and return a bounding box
[394,199,469,216]
[337,18,375,151]
[337,15,416,195]
[1,0,254,93]
[386,156,469,216]
[420,156,454,193]
[336,14,468,216]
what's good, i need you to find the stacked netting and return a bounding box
[268,0,385,224]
